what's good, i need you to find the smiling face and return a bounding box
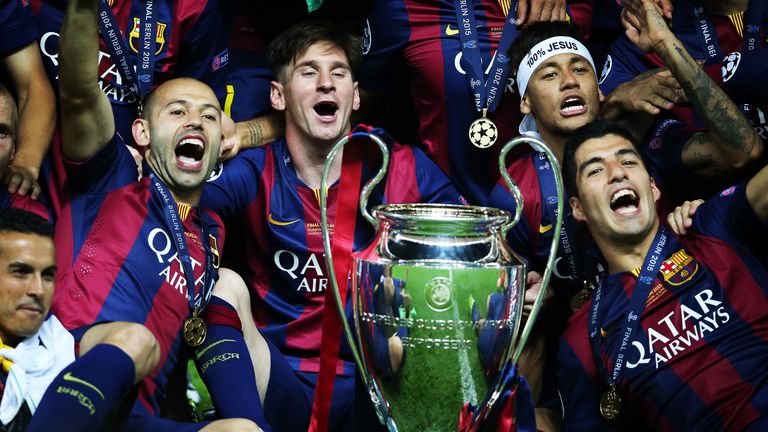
[0,231,55,346]
[270,41,360,148]
[133,78,222,202]
[521,53,601,142]
[569,134,660,246]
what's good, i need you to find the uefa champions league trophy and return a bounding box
[319,133,565,431]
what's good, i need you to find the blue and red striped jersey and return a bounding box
[487,147,590,296]
[0,0,38,54]
[201,125,464,376]
[557,183,768,431]
[52,136,225,415]
[361,0,591,204]
[31,0,229,143]
[0,190,52,223]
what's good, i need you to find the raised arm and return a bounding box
[624,0,763,177]
[2,42,56,198]
[59,0,115,162]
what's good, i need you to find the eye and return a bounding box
[542,71,557,80]
[170,109,185,116]
[301,69,317,77]
[587,167,602,177]
[202,113,218,121]
[331,69,348,78]
[622,159,638,167]
[574,66,588,74]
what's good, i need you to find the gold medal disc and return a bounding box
[570,289,591,313]
[468,117,498,149]
[183,314,207,347]
[599,386,621,420]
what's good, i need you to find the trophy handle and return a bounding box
[498,136,565,365]
[319,132,391,388]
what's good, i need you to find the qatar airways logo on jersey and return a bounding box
[274,250,328,293]
[40,32,138,104]
[625,289,730,371]
[147,228,211,303]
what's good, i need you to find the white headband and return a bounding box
[516,36,596,97]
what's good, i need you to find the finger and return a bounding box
[556,0,567,21]
[15,176,32,197]
[674,206,687,234]
[646,94,676,111]
[528,0,545,23]
[538,0,554,22]
[516,0,529,25]
[30,182,41,200]
[658,0,673,18]
[5,172,21,194]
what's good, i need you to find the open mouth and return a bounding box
[610,188,639,215]
[560,96,586,115]
[314,101,338,119]
[175,137,205,165]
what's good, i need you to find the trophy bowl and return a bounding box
[352,203,525,431]
[320,133,564,431]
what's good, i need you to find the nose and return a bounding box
[317,70,335,93]
[27,274,46,298]
[185,112,203,129]
[561,69,579,90]
[607,160,628,183]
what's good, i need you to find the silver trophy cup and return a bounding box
[320,133,564,431]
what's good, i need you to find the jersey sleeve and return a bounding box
[174,0,229,87]
[691,183,768,252]
[201,148,266,220]
[0,0,38,54]
[360,0,411,93]
[63,136,140,196]
[598,37,651,95]
[557,314,618,432]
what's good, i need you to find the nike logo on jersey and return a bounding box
[445,24,459,36]
[539,224,553,234]
[63,372,105,400]
[268,213,300,226]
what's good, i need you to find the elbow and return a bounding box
[733,135,764,170]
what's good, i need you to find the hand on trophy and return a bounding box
[523,271,549,321]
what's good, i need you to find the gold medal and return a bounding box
[599,385,621,420]
[570,289,591,313]
[468,110,498,148]
[571,280,592,313]
[183,308,207,347]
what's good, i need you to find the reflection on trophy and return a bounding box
[320,133,564,431]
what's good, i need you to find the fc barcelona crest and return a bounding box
[129,18,168,55]
[661,249,698,286]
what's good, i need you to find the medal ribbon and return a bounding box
[148,171,216,315]
[687,0,725,65]
[453,0,519,115]
[97,0,157,98]
[588,226,670,391]
[308,138,364,432]
[534,152,580,283]
[743,0,767,54]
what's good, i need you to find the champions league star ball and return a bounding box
[721,52,741,83]
[469,118,498,148]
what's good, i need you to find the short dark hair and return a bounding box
[509,21,584,94]
[268,20,362,82]
[563,120,648,195]
[0,208,53,238]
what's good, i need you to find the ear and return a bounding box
[650,178,661,203]
[520,94,532,115]
[352,81,361,111]
[570,196,587,222]
[598,88,605,104]
[132,118,151,150]
[270,81,286,111]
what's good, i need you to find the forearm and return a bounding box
[59,0,101,104]
[13,79,56,177]
[235,113,283,149]
[654,34,761,165]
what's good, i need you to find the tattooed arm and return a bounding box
[219,113,284,161]
[623,0,763,177]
